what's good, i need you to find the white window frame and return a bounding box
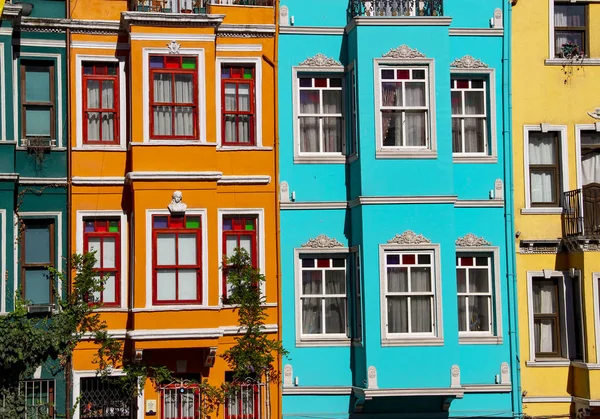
[74,55,127,150]
[142,47,206,144]
[456,247,503,344]
[0,43,6,141]
[451,68,498,163]
[592,272,600,364]
[215,57,265,150]
[522,124,569,214]
[294,246,351,347]
[526,270,584,364]
[575,123,600,191]
[217,208,266,303]
[0,209,5,313]
[379,243,443,346]
[292,64,346,164]
[145,208,208,309]
[76,210,128,310]
[347,60,359,163]
[548,0,591,60]
[374,58,437,159]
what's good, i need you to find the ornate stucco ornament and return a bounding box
[167,40,181,54]
[382,45,426,59]
[387,230,431,245]
[455,233,491,247]
[298,53,342,67]
[301,234,344,248]
[587,107,600,120]
[168,190,187,214]
[450,55,489,69]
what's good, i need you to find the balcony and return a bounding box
[131,0,272,13]
[350,0,443,17]
[562,185,600,238]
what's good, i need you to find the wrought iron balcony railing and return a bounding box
[131,0,273,12]
[350,0,443,17]
[562,185,600,238]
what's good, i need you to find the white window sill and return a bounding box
[545,58,600,66]
[217,145,273,151]
[520,207,563,215]
[381,337,443,347]
[459,335,503,345]
[453,155,498,164]
[16,147,66,151]
[375,149,437,159]
[73,146,127,152]
[296,337,351,347]
[133,141,218,146]
[93,307,128,312]
[525,360,571,367]
[294,155,346,164]
[132,305,217,312]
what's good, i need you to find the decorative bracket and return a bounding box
[455,233,491,247]
[382,45,426,59]
[387,230,431,245]
[298,53,342,67]
[301,234,344,248]
[450,55,489,69]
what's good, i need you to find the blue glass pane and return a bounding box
[25,67,50,102]
[153,216,168,229]
[25,269,50,305]
[386,254,400,265]
[25,109,51,136]
[25,224,50,263]
[150,56,164,69]
[223,218,232,231]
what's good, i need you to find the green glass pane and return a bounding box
[243,68,253,79]
[108,221,119,232]
[245,219,255,231]
[25,66,51,102]
[25,109,51,136]
[186,217,200,228]
[182,57,196,70]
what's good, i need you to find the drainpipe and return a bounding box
[503,0,522,417]
[65,0,72,417]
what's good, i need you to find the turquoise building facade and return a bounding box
[0,0,68,415]
[277,0,519,417]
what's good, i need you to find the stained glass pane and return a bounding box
[181,57,196,70]
[186,217,200,229]
[154,216,168,228]
[149,56,164,69]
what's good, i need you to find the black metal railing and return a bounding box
[563,185,600,238]
[350,0,443,17]
[131,0,272,12]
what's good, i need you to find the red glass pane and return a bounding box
[402,254,416,265]
[317,259,330,268]
[95,221,107,232]
[456,80,469,89]
[165,56,180,69]
[461,257,474,266]
[314,78,328,88]
[232,218,244,231]
[396,69,410,80]
[170,216,184,228]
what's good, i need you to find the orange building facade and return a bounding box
[68,1,279,418]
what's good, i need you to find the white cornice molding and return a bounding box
[449,28,504,36]
[454,200,504,208]
[282,386,353,395]
[19,177,67,185]
[80,329,128,340]
[357,387,464,400]
[349,196,457,208]
[71,41,129,50]
[0,173,18,181]
[522,396,572,403]
[127,324,278,340]
[462,384,511,393]
[121,12,224,29]
[217,175,271,185]
[18,17,120,34]
[13,39,66,48]
[217,23,276,37]
[279,26,344,35]
[216,44,262,52]
[72,176,125,185]
[280,201,348,210]
[129,33,215,41]
[0,27,13,35]
[346,16,452,33]
[125,171,222,182]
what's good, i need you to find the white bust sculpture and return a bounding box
[168,190,187,213]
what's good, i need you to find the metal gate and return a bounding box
[80,377,135,419]
[22,380,55,419]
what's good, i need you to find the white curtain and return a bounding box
[163,390,177,419]
[237,84,251,143]
[324,270,345,333]
[174,74,193,136]
[582,152,600,185]
[86,80,100,141]
[224,83,237,143]
[299,90,319,152]
[101,81,114,141]
[153,73,173,136]
[323,89,342,152]
[410,267,432,333]
[381,82,402,146]
[529,134,557,203]
[405,82,426,147]
[464,90,484,152]
[534,282,557,354]
[302,271,322,334]
[387,267,408,333]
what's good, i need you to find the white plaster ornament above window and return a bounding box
[382,45,426,59]
[588,107,600,120]
[167,41,181,54]
[455,233,491,247]
[301,234,344,248]
[450,55,489,69]
[298,53,342,67]
[387,230,431,245]
[168,190,187,214]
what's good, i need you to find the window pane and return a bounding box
[103,237,116,269]
[405,112,427,147]
[555,4,585,27]
[451,91,462,115]
[535,319,557,353]
[302,271,322,295]
[238,83,251,112]
[323,90,342,114]
[239,235,253,259]
[529,133,557,164]
[299,117,319,152]
[388,267,408,292]
[25,224,50,263]
[25,269,50,305]
[153,73,172,102]
[387,296,408,333]
[533,281,557,314]
[405,82,426,107]
[464,118,485,153]
[457,269,466,292]
[555,32,584,55]
[299,90,320,114]
[530,170,556,204]
[381,82,402,107]
[382,111,403,147]
[157,269,176,300]
[103,273,117,303]
[157,234,176,265]
[26,66,50,102]
[153,106,173,136]
[470,296,490,332]
[178,234,196,265]
[458,296,467,332]
[465,91,485,115]
[87,80,100,108]
[88,237,101,268]
[469,269,489,292]
[101,81,114,109]
[322,117,342,152]
[411,296,432,333]
[174,74,193,104]
[224,83,236,112]
[225,235,237,258]
[26,109,51,136]
[302,298,322,334]
[411,267,431,292]
[325,297,345,334]
[178,269,197,300]
[325,270,345,294]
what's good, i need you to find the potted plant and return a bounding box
[560,41,583,60]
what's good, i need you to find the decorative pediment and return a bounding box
[387,230,431,245]
[455,233,491,247]
[298,53,342,67]
[301,234,344,248]
[382,45,426,59]
[588,107,600,120]
[450,55,489,69]
[167,40,181,54]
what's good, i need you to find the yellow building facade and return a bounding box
[68,1,280,418]
[513,0,600,417]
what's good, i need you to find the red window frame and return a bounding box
[152,214,202,305]
[149,55,198,140]
[222,216,258,299]
[221,65,256,146]
[160,383,200,419]
[83,219,121,307]
[82,63,119,145]
[224,382,260,419]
